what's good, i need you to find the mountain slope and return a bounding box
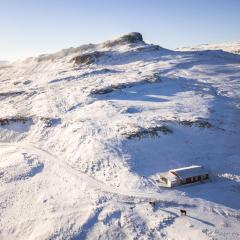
[0,33,240,240]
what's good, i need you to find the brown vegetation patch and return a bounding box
[0,117,31,126]
[177,119,212,128]
[124,125,173,140]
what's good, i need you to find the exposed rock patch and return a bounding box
[23,80,32,85]
[0,91,25,99]
[124,125,173,140]
[103,32,144,48]
[40,117,61,127]
[0,117,31,126]
[134,44,161,52]
[71,51,106,65]
[177,119,212,128]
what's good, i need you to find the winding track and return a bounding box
[0,141,174,202]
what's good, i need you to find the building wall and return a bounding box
[182,174,208,185]
[164,173,208,187]
[168,179,180,188]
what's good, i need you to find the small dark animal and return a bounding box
[149,201,156,208]
[180,209,187,216]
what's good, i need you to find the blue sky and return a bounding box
[0,0,239,60]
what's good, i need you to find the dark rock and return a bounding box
[124,125,173,140]
[23,80,32,85]
[13,81,21,85]
[0,117,31,126]
[118,32,143,43]
[143,73,162,83]
[0,91,25,98]
[40,117,61,127]
[134,44,161,52]
[178,119,212,128]
[103,32,144,48]
[71,51,105,65]
[91,87,114,95]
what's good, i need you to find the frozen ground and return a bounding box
[177,41,240,55]
[0,33,240,239]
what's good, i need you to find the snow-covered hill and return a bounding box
[0,33,240,240]
[177,41,240,54]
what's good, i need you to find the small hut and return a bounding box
[158,165,209,188]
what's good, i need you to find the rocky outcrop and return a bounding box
[71,51,105,65]
[103,32,144,48]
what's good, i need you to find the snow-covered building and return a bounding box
[159,165,209,187]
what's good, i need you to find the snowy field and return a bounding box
[0,33,240,239]
[177,41,240,55]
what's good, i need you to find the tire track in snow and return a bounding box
[0,141,173,202]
